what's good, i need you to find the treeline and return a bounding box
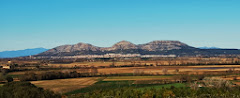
[19,69,240,81]
[20,70,144,81]
[20,70,97,81]
[73,86,240,98]
[0,82,61,98]
[0,69,13,83]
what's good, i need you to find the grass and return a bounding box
[7,74,22,78]
[66,75,176,95]
[65,77,184,95]
[137,83,187,90]
[106,76,171,79]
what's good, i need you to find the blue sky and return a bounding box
[1,0,240,51]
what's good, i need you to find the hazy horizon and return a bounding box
[1,0,240,51]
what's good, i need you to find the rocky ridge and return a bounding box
[36,40,240,57]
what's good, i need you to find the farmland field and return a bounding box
[66,80,134,94]
[4,61,240,96]
[104,76,172,81]
[27,75,181,95]
[137,83,186,90]
[31,77,100,93]
[49,61,133,67]
[66,79,185,95]
[8,65,240,76]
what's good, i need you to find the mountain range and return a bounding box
[1,41,239,58]
[36,40,240,57]
[0,48,48,58]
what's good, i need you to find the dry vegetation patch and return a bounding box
[103,76,171,81]
[31,77,99,93]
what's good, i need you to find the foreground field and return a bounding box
[66,79,186,95]
[30,75,176,94]
[27,71,240,95]
[31,77,99,93]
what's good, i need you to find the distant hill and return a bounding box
[198,47,221,49]
[35,40,240,58]
[0,48,48,58]
[39,40,194,55]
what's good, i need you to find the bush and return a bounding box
[20,72,37,81]
[202,77,232,88]
[5,76,13,82]
[0,82,61,98]
[72,86,240,98]
[20,70,97,81]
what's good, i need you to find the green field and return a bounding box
[137,83,187,90]
[66,75,184,95]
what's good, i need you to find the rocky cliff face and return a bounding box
[139,40,193,51]
[71,43,100,51]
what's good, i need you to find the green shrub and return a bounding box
[0,82,61,98]
[5,76,13,82]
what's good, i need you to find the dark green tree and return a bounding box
[5,76,13,82]
[0,82,61,98]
